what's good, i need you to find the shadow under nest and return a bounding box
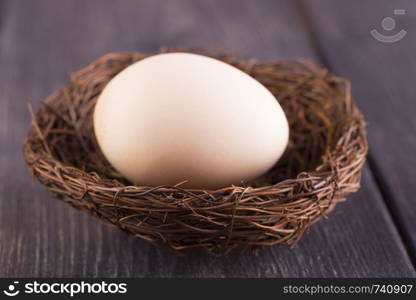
[24,51,367,256]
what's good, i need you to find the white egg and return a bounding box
[94,53,289,189]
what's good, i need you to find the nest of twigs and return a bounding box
[24,50,367,256]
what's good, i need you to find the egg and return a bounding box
[94,53,289,189]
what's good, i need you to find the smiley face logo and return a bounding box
[3,281,20,297]
[371,9,407,43]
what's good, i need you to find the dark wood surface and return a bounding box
[301,0,416,266]
[0,0,414,277]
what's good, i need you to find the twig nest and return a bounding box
[23,50,368,256]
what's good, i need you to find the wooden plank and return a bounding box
[0,0,414,277]
[300,0,416,266]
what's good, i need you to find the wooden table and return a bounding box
[0,0,415,277]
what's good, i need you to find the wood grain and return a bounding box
[0,0,414,277]
[300,0,416,266]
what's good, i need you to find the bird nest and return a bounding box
[23,50,368,256]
